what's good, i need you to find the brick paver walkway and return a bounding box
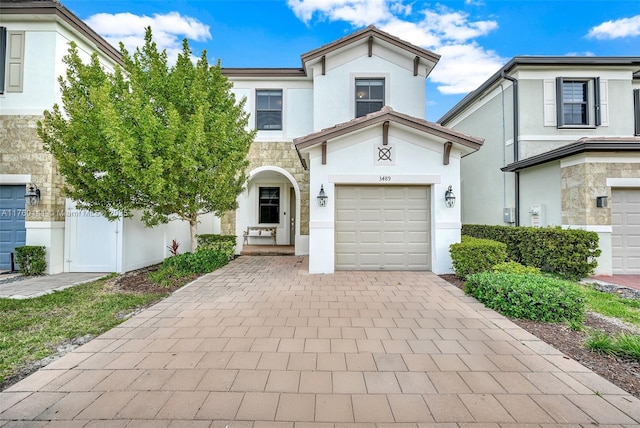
[2,256,639,426]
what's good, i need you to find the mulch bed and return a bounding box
[439,274,640,399]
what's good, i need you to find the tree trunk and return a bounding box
[190,215,198,253]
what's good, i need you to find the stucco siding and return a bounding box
[314,54,426,131]
[518,78,637,159]
[455,85,515,225]
[519,161,562,227]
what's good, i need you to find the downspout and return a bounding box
[501,71,520,226]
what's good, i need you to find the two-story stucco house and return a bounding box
[0,0,214,274]
[222,26,483,274]
[1,0,482,276]
[439,57,640,275]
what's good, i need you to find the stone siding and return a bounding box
[0,115,65,222]
[221,141,310,236]
[562,162,640,225]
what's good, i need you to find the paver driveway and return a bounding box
[2,256,639,427]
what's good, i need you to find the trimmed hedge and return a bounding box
[197,234,236,260]
[492,261,541,275]
[464,272,585,323]
[15,246,47,276]
[462,224,601,280]
[449,236,507,278]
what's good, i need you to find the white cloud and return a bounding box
[586,15,640,40]
[566,51,596,57]
[428,43,503,94]
[287,0,504,95]
[85,12,211,62]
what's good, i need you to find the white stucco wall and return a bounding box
[313,52,426,131]
[228,82,314,141]
[306,126,462,274]
[0,19,118,114]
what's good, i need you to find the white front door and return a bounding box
[65,201,119,272]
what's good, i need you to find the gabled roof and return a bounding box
[439,56,640,124]
[294,106,482,160]
[501,137,640,172]
[301,25,440,67]
[222,25,440,79]
[0,0,123,66]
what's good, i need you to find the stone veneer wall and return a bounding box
[221,141,310,236]
[0,115,65,222]
[562,162,640,226]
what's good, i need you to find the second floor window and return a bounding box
[355,78,384,118]
[256,90,282,130]
[556,77,600,128]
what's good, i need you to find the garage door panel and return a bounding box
[382,231,405,243]
[335,185,430,271]
[360,210,381,222]
[612,188,640,274]
[361,231,382,243]
[384,210,406,222]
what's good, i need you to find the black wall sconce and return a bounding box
[444,185,456,208]
[24,183,41,206]
[317,185,328,207]
[596,196,608,208]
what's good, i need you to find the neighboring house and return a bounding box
[439,57,640,275]
[0,0,216,274]
[223,26,483,274]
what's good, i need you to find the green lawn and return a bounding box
[581,285,640,327]
[0,276,168,384]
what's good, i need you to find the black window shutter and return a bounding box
[634,89,640,136]
[594,77,601,126]
[555,77,564,127]
[0,27,6,94]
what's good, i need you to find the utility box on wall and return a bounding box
[503,207,515,224]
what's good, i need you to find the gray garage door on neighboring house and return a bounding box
[611,188,640,274]
[335,185,431,270]
[0,185,27,271]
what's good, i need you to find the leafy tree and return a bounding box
[38,28,255,251]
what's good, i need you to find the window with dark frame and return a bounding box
[634,89,640,136]
[256,90,282,130]
[556,77,600,128]
[355,78,384,118]
[0,27,6,94]
[259,187,280,224]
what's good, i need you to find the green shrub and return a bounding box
[150,249,230,287]
[163,249,229,275]
[462,224,601,279]
[449,236,507,278]
[15,246,47,276]
[464,272,585,323]
[197,234,236,260]
[492,261,541,275]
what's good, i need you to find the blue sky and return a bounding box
[63,0,640,121]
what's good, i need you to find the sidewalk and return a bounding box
[0,272,110,299]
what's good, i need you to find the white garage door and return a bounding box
[335,185,430,270]
[611,188,640,274]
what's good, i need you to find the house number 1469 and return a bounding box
[379,176,391,182]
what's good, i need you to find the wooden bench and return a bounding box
[243,226,277,245]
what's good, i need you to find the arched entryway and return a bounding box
[236,166,302,254]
